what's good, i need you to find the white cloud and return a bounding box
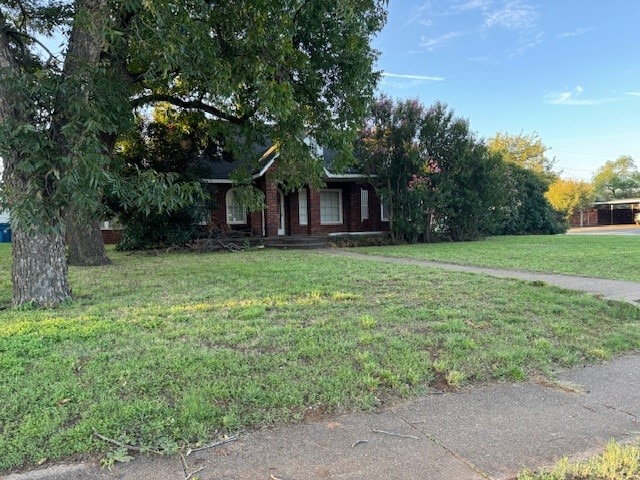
[405,2,432,26]
[441,0,492,15]
[382,72,445,81]
[509,30,544,57]
[455,0,491,11]
[627,92,640,97]
[484,0,538,30]
[420,31,465,51]
[407,0,490,25]
[557,27,597,38]
[413,1,542,58]
[545,86,620,106]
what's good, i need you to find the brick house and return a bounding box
[202,144,390,238]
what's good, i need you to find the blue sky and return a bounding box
[373,0,640,181]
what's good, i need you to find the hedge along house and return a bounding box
[199,144,390,239]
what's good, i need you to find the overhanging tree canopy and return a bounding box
[0,0,388,306]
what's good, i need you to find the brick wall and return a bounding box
[300,182,389,235]
[569,208,599,227]
[264,178,280,236]
[101,229,122,244]
[209,184,263,236]
[207,178,390,238]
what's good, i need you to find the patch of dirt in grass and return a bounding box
[430,372,458,393]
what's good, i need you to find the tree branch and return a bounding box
[293,0,313,23]
[130,94,254,125]
[7,29,59,64]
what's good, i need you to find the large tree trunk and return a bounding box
[66,211,111,266]
[1,2,110,305]
[1,15,71,306]
[12,228,72,307]
[54,0,112,267]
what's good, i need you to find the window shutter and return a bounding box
[298,189,308,225]
[361,189,369,221]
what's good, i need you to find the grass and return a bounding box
[518,440,640,479]
[356,235,640,282]
[0,242,639,472]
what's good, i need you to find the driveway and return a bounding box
[567,224,640,235]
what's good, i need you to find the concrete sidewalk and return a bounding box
[4,355,639,480]
[321,250,640,305]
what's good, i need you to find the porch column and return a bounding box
[308,189,321,235]
[264,181,280,236]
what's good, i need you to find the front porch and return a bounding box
[263,235,329,249]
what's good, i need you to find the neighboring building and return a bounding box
[0,212,10,243]
[0,158,10,242]
[569,198,640,227]
[199,144,389,238]
[568,208,598,228]
[592,198,640,225]
[100,220,122,245]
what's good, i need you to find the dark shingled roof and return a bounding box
[196,143,277,180]
[196,143,364,181]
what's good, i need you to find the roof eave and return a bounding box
[322,167,374,180]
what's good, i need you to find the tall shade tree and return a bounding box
[493,164,566,236]
[357,98,504,243]
[487,131,557,184]
[0,0,387,306]
[545,178,593,220]
[592,155,640,200]
[356,96,439,242]
[421,103,505,241]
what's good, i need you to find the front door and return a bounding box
[277,189,286,235]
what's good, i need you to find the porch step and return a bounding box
[263,236,329,250]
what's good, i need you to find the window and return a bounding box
[381,200,390,222]
[298,188,308,225]
[360,189,369,221]
[320,189,343,225]
[101,219,122,230]
[198,209,210,226]
[226,189,246,224]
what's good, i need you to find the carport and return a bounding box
[593,198,640,225]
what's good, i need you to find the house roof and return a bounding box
[321,150,367,180]
[593,198,640,206]
[197,144,278,183]
[200,144,368,183]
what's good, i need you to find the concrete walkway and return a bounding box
[4,252,640,480]
[322,250,640,305]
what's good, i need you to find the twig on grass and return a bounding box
[372,429,420,440]
[92,429,163,455]
[186,435,239,455]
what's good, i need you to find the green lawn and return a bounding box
[356,235,640,282]
[518,440,640,480]
[0,243,639,472]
